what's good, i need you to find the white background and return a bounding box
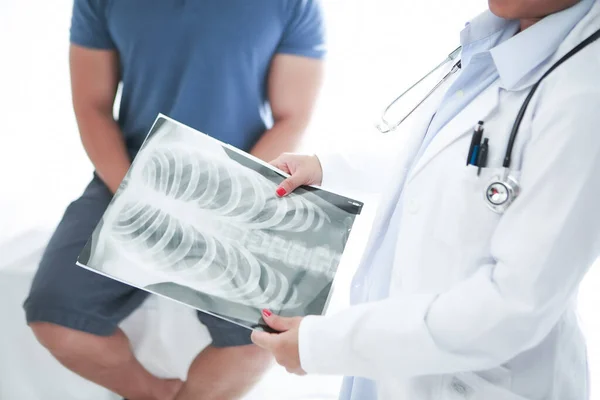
[0,0,598,399]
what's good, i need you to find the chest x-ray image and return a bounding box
[77,115,363,331]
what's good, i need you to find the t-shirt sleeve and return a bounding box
[70,0,115,49]
[277,0,326,59]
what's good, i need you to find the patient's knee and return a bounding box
[182,344,273,399]
[29,321,119,366]
[30,322,136,373]
[221,344,273,377]
[244,345,273,372]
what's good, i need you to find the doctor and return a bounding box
[251,0,600,399]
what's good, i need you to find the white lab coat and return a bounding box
[298,3,600,400]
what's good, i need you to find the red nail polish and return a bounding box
[262,309,272,317]
[276,187,287,197]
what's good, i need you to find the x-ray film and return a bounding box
[77,114,363,332]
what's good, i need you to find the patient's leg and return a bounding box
[23,178,183,399]
[176,344,272,400]
[30,323,183,400]
[169,310,271,399]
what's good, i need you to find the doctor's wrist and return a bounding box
[298,314,323,373]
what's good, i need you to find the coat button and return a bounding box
[407,199,420,214]
[452,381,466,394]
[450,378,471,396]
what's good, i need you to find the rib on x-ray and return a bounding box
[78,115,363,330]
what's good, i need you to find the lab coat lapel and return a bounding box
[357,106,435,272]
[406,84,501,183]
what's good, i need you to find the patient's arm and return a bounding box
[70,44,130,194]
[249,54,324,162]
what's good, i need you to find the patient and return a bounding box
[22,1,325,399]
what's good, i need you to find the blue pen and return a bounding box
[466,121,484,166]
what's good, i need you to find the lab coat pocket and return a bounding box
[440,366,526,400]
[433,166,504,248]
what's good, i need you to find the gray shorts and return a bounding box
[23,176,252,348]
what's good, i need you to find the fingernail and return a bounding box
[262,309,272,318]
[276,187,287,197]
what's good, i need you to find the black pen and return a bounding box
[477,138,489,176]
[466,121,484,166]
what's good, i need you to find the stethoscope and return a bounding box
[376,27,600,213]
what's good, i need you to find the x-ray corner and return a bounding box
[77,114,364,331]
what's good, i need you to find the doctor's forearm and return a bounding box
[299,272,572,380]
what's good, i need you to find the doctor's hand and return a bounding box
[270,153,323,197]
[251,309,306,375]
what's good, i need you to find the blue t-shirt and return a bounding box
[70,0,326,153]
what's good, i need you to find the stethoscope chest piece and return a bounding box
[484,173,520,214]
